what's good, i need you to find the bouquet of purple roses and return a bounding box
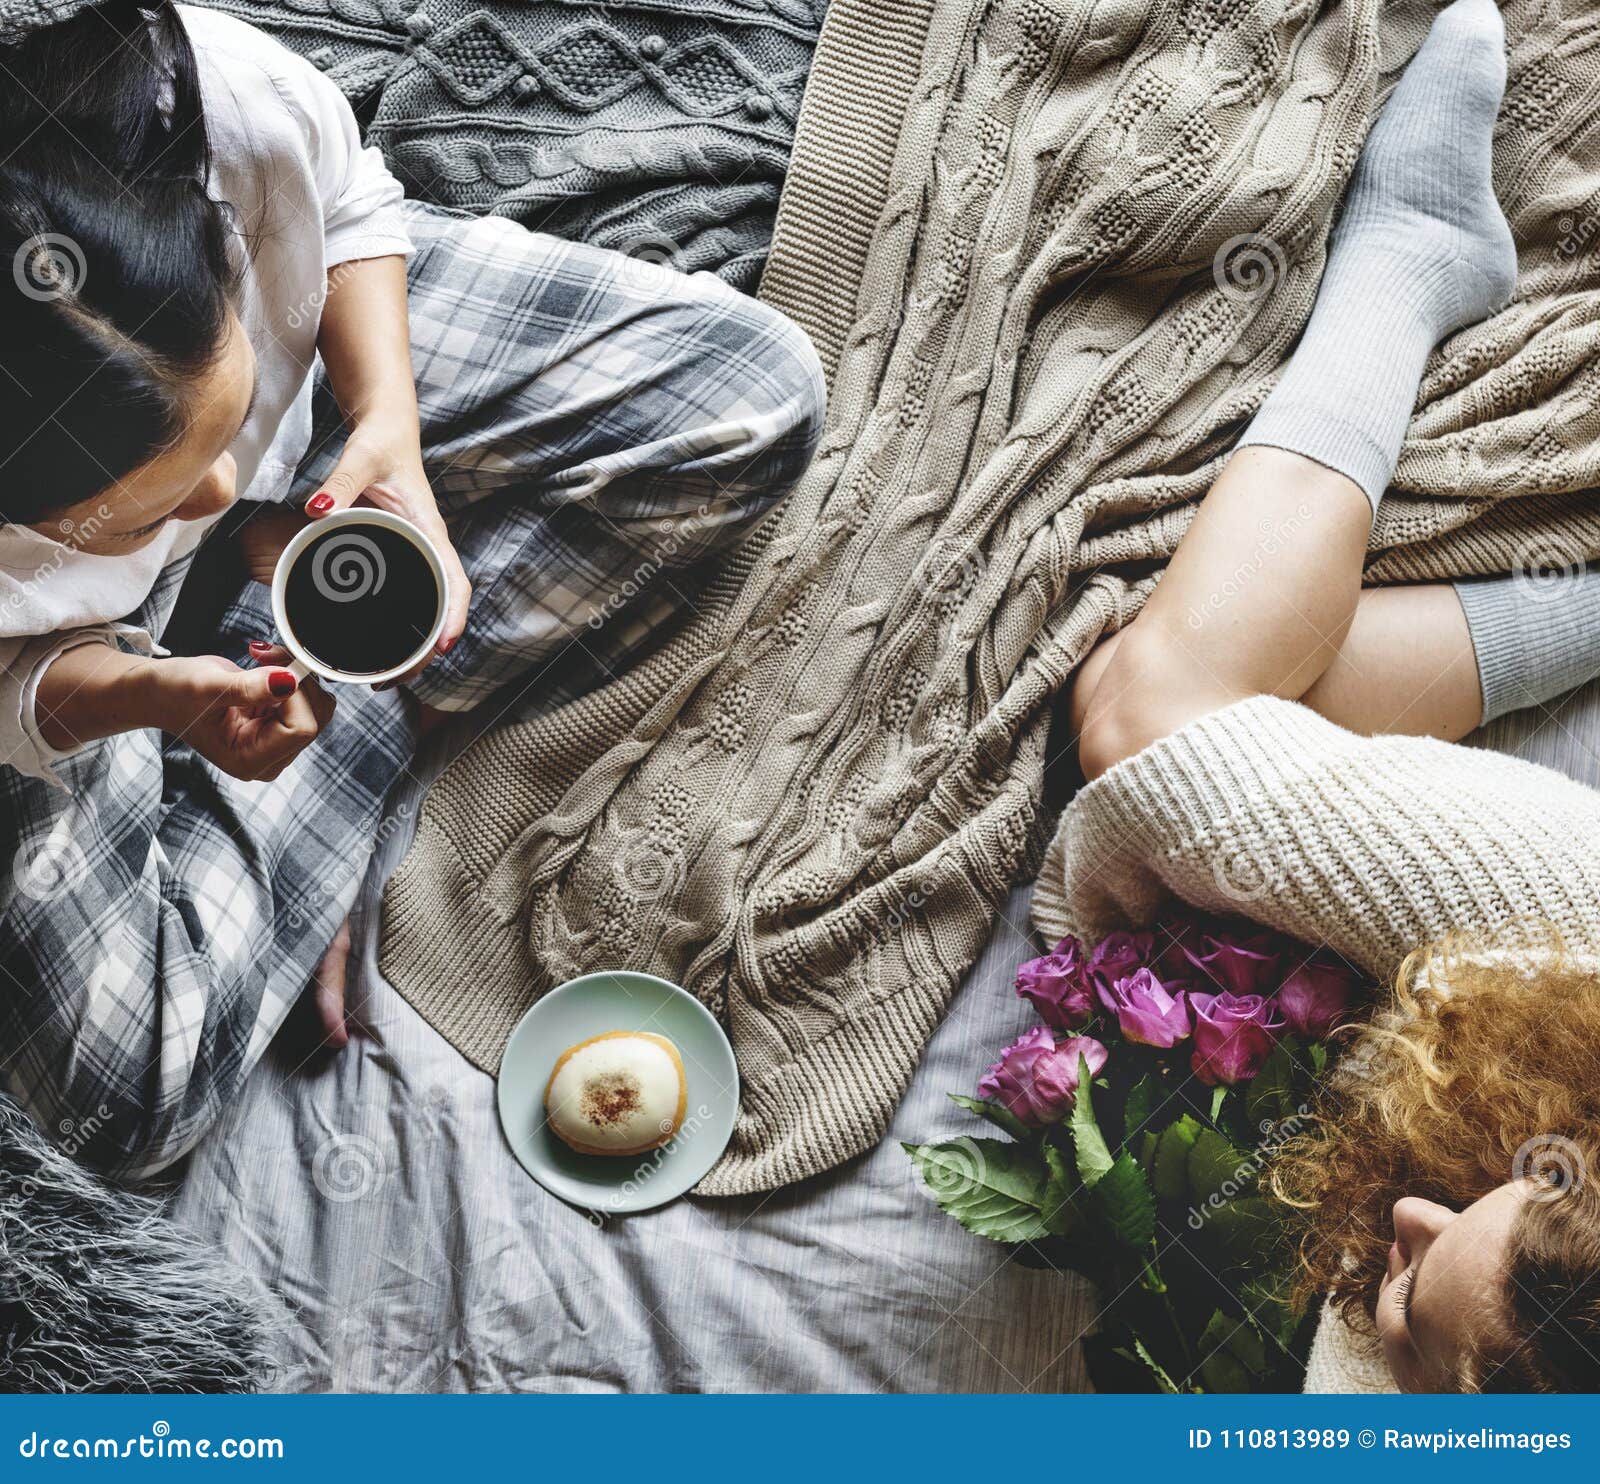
[905,910,1362,1393]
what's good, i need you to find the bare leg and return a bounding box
[1071,578,1484,764]
[1077,447,1372,778]
[1298,584,1482,739]
[309,918,352,1051]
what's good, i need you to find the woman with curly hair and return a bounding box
[1031,0,1600,1392]
[1272,940,1600,1393]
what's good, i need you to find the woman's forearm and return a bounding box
[35,643,160,751]
[315,254,418,443]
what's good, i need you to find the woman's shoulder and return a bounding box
[175,5,324,162]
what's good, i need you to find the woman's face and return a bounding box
[28,310,258,555]
[1376,1180,1531,1391]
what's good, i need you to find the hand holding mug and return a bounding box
[148,653,335,783]
[302,424,471,676]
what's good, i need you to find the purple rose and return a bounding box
[1015,936,1095,1030]
[1275,956,1356,1040]
[1102,968,1192,1049]
[977,1026,1109,1127]
[1189,991,1284,1086]
[1089,930,1155,1010]
[1183,927,1282,997]
[1153,912,1213,981]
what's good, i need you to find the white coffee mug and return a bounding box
[269,508,448,685]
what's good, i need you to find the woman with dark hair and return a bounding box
[0,1,824,1173]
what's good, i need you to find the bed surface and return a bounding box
[169,682,1600,1392]
[169,728,1096,1392]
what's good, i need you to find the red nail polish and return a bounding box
[268,670,297,697]
[438,635,457,655]
[249,640,272,655]
[306,492,335,515]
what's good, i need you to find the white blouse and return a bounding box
[0,4,413,783]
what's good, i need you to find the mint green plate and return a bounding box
[495,970,739,1215]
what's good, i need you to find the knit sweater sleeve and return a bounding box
[1031,696,1600,975]
[1303,1305,1396,1393]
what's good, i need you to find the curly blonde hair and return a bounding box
[1269,927,1600,1391]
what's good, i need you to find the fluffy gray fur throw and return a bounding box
[0,1093,275,1392]
[196,0,827,289]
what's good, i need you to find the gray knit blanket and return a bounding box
[196,0,828,289]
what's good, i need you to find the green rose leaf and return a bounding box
[1041,1139,1083,1238]
[1128,1338,1182,1395]
[947,1091,1031,1142]
[1121,1073,1158,1143]
[902,1138,1050,1243]
[1188,1125,1252,1207]
[1090,1151,1157,1251]
[1245,1041,1296,1130]
[1197,1309,1269,1393]
[1071,1053,1116,1188]
[1198,1195,1286,1268]
[1151,1115,1201,1201]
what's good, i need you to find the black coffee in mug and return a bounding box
[283,522,440,676]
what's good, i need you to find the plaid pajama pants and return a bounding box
[0,204,824,1178]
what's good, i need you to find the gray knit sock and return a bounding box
[1455,568,1600,724]
[1236,0,1517,511]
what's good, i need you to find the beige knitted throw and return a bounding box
[380,0,1600,1196]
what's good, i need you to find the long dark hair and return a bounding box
[0,0,240,525]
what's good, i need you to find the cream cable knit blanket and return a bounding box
[381,0,1600,1196]
[1028,693,1600,1392]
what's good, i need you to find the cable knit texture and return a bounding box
[0,0,101,42]
[193,0,825,288]
[381,0,1600,1197]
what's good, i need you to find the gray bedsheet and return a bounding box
[170,735,1095,1393]
[171,680,1600,1393]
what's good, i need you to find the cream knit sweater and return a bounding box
[380,0,1600,1196]
[1030,693,1600,1393]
